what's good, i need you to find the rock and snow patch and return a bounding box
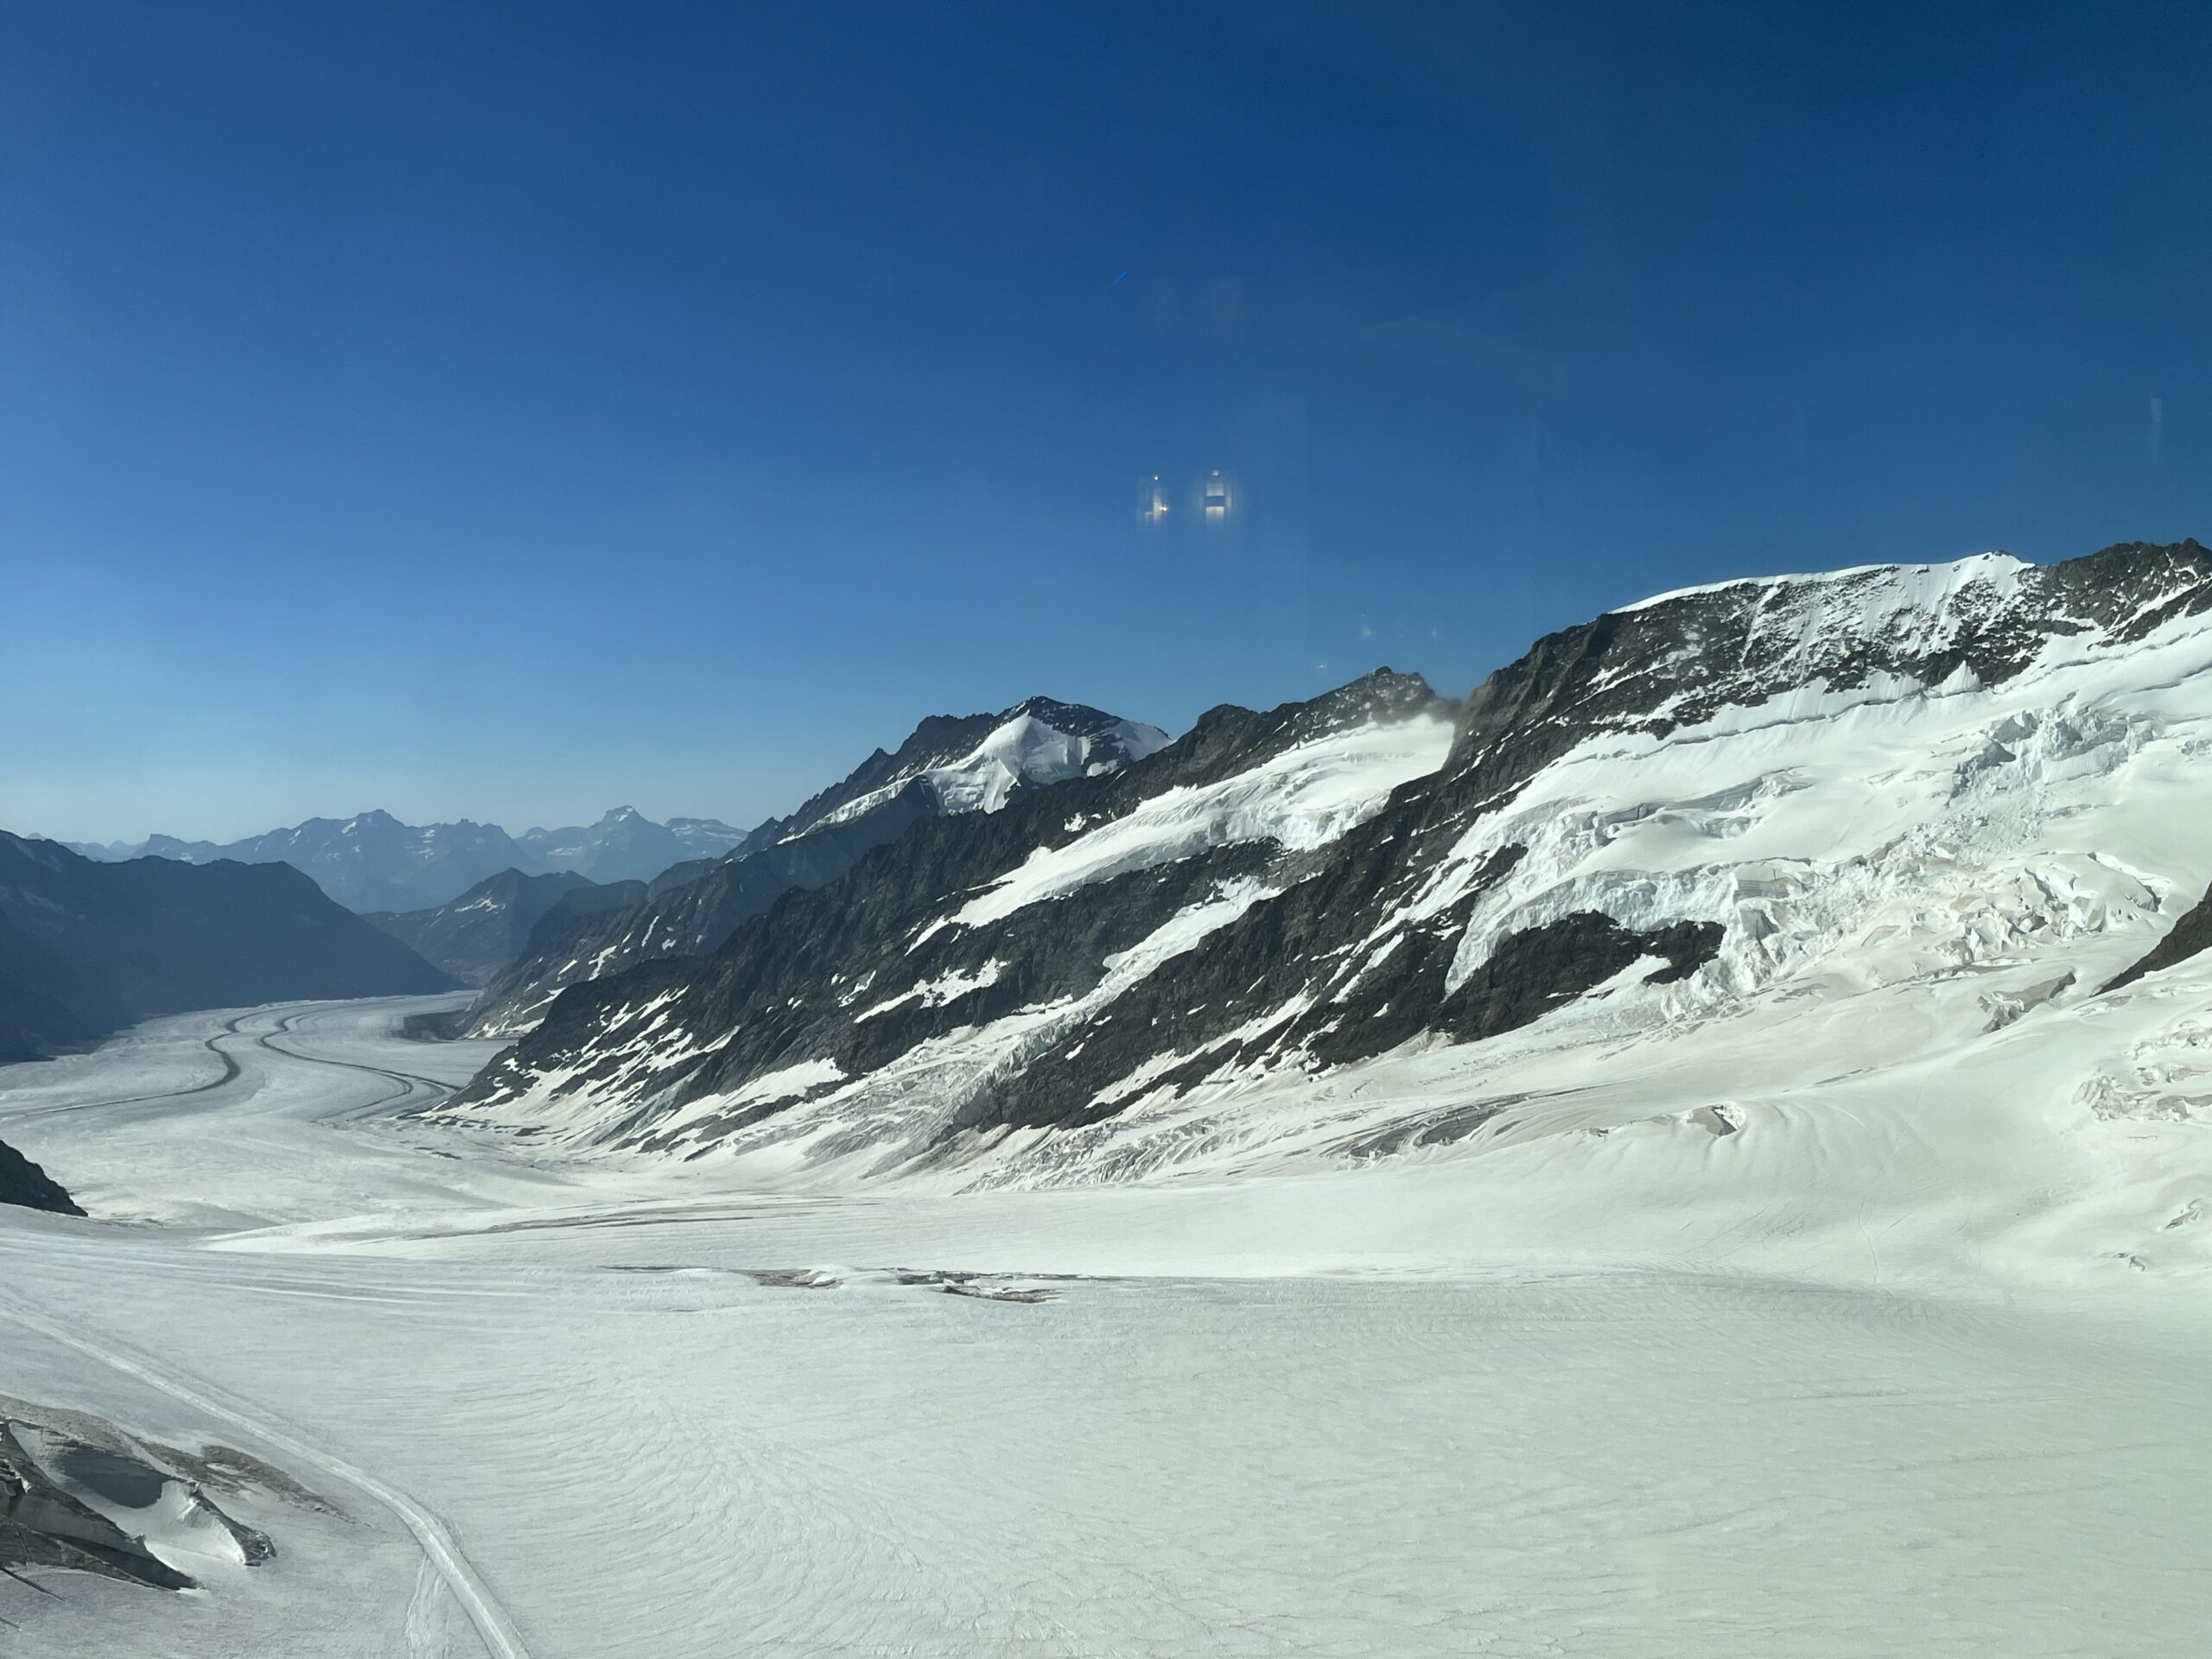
[950,715,1454,932]
[855,962,1007,1023]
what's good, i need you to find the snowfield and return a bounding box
[0,988,2208,1656]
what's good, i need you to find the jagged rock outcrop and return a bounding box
[2102,880,2212,994]
[2,1402,309,1595]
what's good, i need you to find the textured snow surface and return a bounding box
[10,554,2212,1652]
[943,570,2212,1185]
[0,996,2208,1656]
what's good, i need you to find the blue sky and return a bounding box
[6,3,2212,842]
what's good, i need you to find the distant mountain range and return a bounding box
[60,702,1167,923]
[515,810,747,885]
[0,830,455,1064]
[66,807,751,913]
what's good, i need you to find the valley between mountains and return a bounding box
[4,543,2212,1656]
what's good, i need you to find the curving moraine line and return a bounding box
[250,1011,459,1121]
[0,1014,251,1123]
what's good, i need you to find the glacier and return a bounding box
[3,543,2211,1655]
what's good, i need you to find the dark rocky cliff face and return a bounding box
[453,670,1455,1135]
[448,543,2212,1177]
[0,1139,80,1216]
[462,795,938,1035]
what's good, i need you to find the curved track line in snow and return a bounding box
[0,1014,251,1122]
[0,1294,533,1659]
[251,1011,459,1119]
[404,1555,449,1657]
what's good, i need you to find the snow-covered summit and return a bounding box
[1450,539,2212,785]
[1611,549,2031,614]
[457,694,1173,1038]
[801,698,1171,832]
[767,696,1171,842]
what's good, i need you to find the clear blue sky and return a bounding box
[6,2,2211,842]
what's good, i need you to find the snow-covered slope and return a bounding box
[461,696,1173,1038]
[10,995,2209,1656]
[447,541,2212,1251]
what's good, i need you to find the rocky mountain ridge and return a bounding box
[461,696,1171,1037]
[444,541,2212,1191]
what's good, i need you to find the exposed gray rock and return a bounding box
[2102,881,2212,994]
[461,696,1167,1037]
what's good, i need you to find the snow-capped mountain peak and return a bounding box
[800,700,1172,833]
[458,694,1173,1037]
[770,696,1173,842]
